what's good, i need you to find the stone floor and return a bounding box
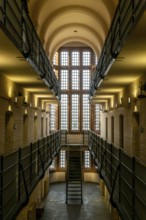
[39,182,112,220]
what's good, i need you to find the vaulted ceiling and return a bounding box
[28,0,117,60]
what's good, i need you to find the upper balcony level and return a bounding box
[0,0,60,104]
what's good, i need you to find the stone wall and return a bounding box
[100,74,146,162]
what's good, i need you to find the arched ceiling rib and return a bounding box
[50,37,99,62]
[47,24,102,59]
[39,6,108,40]
[41,10,105,57]
[29,0,116,26]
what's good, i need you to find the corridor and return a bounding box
[39,182,112,220]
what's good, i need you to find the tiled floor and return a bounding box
[39,182,112,220]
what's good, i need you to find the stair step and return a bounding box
[68,186,81,188]
[68,192,81,196]
[67,197,82,200]
[66,150,82,204]
[68,170,81,172]
[68,180,82,183]
[68,188,81,191]
[68,185,82,188]
[68,174,81,176]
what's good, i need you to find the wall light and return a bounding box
[24,109,28,115]
[15,97,18,103]
[8,104,12,112]
[128,97,131,104]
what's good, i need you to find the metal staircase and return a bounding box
[66,147,83,204]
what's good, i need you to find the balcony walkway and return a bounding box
[39,182,112,220]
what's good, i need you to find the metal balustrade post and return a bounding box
[110,144,113,188]
[38,140,45,178]
[18,148,29,206]
[0,156,3,220]
[30,143,32,185]
[99,142,106,179]
[18,148,21,201]
[118,149,121,204]
[132,157,135,219]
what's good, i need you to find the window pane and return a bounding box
[53,52,58,65]
[60,150,66,168]
[71,51,79,66]
[95,104,100,130]
[84,151,90,168]
[60,94,68,130]
[60,51,69,66]
[82,70,90,90]
[71,94,79,130]
[50,104,57,131]
[72,70,79,90]
[82,51,91,66]
[83,94,90,130]
[61,70,68,90]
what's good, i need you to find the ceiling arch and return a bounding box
[29,0,116,26]
[46,23,102,59]
[39,6,108,40]
[50,37,99,62]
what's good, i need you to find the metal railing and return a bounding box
[0,0,60,99]
[0,130,61,220]
[89,0,146,99]
[88,130,146,220]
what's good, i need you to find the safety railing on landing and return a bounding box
[89,0,146,99]
[88,130,146,220]
[0,130,64,220]
[0,0,60,99]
